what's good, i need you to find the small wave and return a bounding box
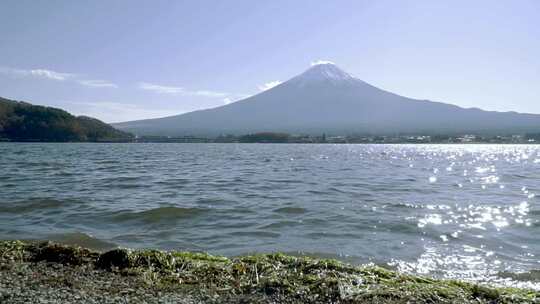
[112,184,153,189]
[230,231,280,238]
[384,202,425,209]
[111,206,209,223]
[259,220,301,229]
[53,171,76,177]
[273,207,307,214]
[529,209,540,216]
[265,179,305,184]
[48,232,117,251]
[327,187,348,194]
[155,178,191,186]
[95,159,119,164]
[497,270,540,282]
[304,232,361,239]
[100,176,146,183]
[307,190,327,195]
[15,161,63,167]
[0,199,76,213]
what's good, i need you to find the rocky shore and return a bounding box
[0,240,538,303]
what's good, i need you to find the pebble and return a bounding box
[0,261,197,304]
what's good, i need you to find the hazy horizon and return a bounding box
[1,0,539,123]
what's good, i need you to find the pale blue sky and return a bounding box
[1,0,539,122]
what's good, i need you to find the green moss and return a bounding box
[0,240,29,261]
[1,240,538,303]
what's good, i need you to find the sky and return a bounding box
[0,0,539,123]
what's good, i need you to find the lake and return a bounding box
[0,143,539,289]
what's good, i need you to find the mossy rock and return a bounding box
[472,284,501,301]
[96,248,131,269]
[33,242,95,265]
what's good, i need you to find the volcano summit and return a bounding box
[114,63,540,136]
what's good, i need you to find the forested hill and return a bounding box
[0,97,133,142]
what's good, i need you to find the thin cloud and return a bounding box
[192,90,228,98]
[0,66,117,89]
[78,79,118,88]
[138,82,228,97]
[222,94,250,105]
[0,66,75,81]
[258,80,282,91]
[63,101,181,123]
[139,82,184,94]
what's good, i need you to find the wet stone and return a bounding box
[96,249,131,269]
[34,244,85,265]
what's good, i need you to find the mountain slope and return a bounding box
[114,63,540,136]
[0,97,133,142]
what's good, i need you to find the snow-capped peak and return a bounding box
[289,62,356,87]
[311,60,335,66]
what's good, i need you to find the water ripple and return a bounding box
[1,143,540,289]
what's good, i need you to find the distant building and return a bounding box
[326,136,347,143]
[458,135,476,143]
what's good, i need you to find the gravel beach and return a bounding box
[1,240,538,304]
[0,260,200,304]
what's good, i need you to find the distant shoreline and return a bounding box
[128,132,540,144]
[1,140,539,145]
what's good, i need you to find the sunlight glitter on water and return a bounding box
[416,201,531,231]
[1,143,539,289]
[384,144,540,289]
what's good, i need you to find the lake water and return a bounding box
[1,143,539,288]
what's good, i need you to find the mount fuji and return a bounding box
[114,63,540,136]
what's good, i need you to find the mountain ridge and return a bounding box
[113,63,540,136]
